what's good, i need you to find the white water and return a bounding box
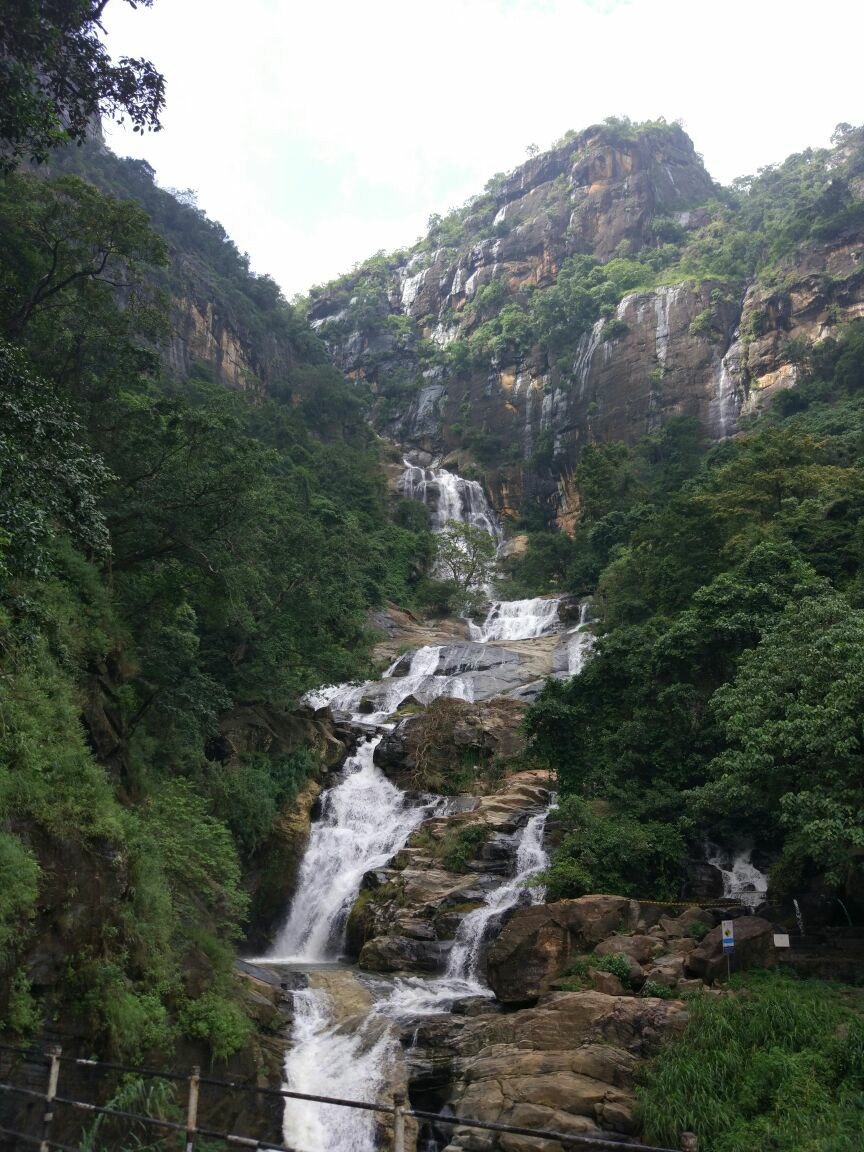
[469,596,562,643]
[304,646,473,727]
[283,988,395,1152]
[705,843,768,908]
[268,737,435,961]
[399,460,500,538]
[564,601,596,676]
[380,806,553,1019]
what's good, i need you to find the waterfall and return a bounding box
[565,601,596,675]
[705,842,768,908]
[380,806,553,1019]
[304,646,473,727]
[268,737,436,962]
[283,987,395,1152]
[399,460,500,538]
[469,597,561,643]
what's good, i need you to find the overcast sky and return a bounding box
[102,0,864,298]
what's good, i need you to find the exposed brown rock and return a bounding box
[685,915,777,982]
[440,991,687,1151]
[485,896,641,1002]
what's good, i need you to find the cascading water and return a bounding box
[304,646,473,727]
[399,459,500,538]
[275,464,594,1151]
[469,597,562,643]
[268,737,436,962]
[564,601,596,676]
[282,987,395,1152]
[705,842,769,908]
[380,805,553,1019]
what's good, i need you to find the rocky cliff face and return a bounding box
[309,121,864,528]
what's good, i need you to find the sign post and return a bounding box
[721,918,735,981]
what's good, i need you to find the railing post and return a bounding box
[392,1091,405,1152]
[681,1133,698,1151]
[185,1064,200,1152]
[39,1045,62,1152]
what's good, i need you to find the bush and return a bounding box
[180,991,253,1062]
[641,979,675,999]
[0,833,40,963]
[442,824,489,872]
[539,798,686,901]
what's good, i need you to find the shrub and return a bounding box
[442,824,489,872]
[0,833,40,963]
[180,991,253,1063]
[641,979,675,999]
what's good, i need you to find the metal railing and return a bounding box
[0,1042,696,1152]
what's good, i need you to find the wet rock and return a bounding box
[685,915,777,982]
[683,860,726,900]
[358,934,452,973]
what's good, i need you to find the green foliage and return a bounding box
[0,339,110,575]
[434,519,499,611]
[0,833,40,963]
[640,979,675,999]
[526,322,864,905]
[80,1074,180,1152]
[179,990,253,1063]
[0,1,164,168]
[143,781,249,933]
[638,972,864,1151]
[540,797,685,901]
[442,824,489,873]
[0,146,435,1059]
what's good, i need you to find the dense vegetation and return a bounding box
[638,972,864,1151]
[525,323,864,910]
[0,147,434,1058]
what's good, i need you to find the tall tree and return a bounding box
[0,0,165,168]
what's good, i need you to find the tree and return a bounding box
[434,519,498,609]
[0,0,165,168]
[694,590,864,893]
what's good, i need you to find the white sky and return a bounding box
[102,0,864,298]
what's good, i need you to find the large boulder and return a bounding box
[436,991,688,1151]
[685,915,777,982]
[486,896,640,1002]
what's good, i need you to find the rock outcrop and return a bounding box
[309,122,864,530]
[431,991,688,1151]
[347,770,552,971]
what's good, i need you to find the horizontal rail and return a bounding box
[410,1106,677,1150]
[0,1124,77,1151]
[0,1048,686,1152]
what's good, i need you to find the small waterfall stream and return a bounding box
[381,806,553,1019]
[469,597,562,642]
[705,842,769,907]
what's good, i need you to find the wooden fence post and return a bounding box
[185,1064,200,1152]
[392,1091,406,1152]
[39,1045,62,1152]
